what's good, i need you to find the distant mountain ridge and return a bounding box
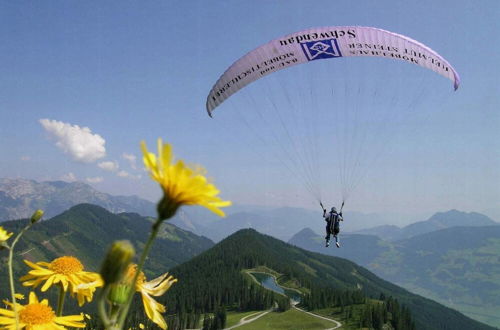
[289,227,388,265]
[172,207,497,245]
[354,209,497,241]
[171,206,406,242]
[0,178,156,220]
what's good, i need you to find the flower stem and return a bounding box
[98,285,113,329]
[115,220,161,329]
[8,222,34,329]
[56,283,67,316]
[110,303,121,323]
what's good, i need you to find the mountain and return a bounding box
[355,209,498,241]
[400,209,496,237]
[289,225,500,327]
[171,207,320,242]
[0,178,156,220]
[0,203,214,300]
[352,224,403,241]
[380,226,500,328]
[162,229,493,330]
[171,206,401,242]
[289,227,391,265]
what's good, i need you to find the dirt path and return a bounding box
[224,308,273,329]
[225,303,342,330]
[293,305,342,330]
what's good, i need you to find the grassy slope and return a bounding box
[236,308,337,330]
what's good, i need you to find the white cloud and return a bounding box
[117,170,130,177]
[98,161,119,172]
[86,176,104,183]
[116,170,141,180]
[39,119,106,163]
[60,172,77,182]
[122,153,137,170]
[20,156,31,161]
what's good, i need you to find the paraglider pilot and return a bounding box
[322,203,343,248]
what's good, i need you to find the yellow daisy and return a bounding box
[124,264,177,330]
[20,256,103,306]
[141,139,231,219]
[0,291,85,329]
[0,226,13,248]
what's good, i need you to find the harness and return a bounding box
[328,212,339,223]
[327,212,340,234]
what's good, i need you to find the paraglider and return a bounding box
[321,202,344,248]
[206,26,460,240]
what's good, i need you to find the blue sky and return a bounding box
[1,0,498,217]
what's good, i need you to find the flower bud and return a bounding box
[100,240,135,285]
[107,283,132,305]
[30,209,44,223]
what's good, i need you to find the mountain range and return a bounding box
[0,202,495,329]
[170,206,421,242]
[0,178,157,220]
[5,177,490,244]
[0,177,412,240]
[1,178,499,328]
[354,209,497,241]
[171,205,499,244]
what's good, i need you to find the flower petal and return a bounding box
[140,292,167,330]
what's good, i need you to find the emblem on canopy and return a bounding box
[301,38,342,61]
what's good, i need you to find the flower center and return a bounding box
[50,256,84,274]
[19,303,55,325]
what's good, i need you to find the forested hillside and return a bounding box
[161,229,493,330]
[0,204,213,301]
[290,225,500,327]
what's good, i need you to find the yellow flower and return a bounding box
[0,291,85,329]
[0,226,13,247]
[141,139,231,219]
[20,256,103,306]
[124,264,177,330]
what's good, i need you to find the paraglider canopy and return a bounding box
[206,26,460,116]
[205,26,460,207]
